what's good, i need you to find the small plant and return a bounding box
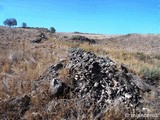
[135,52,152,63]
[140,65,160,84]
[135,52,147,61]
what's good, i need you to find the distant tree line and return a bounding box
[3,18,56,33]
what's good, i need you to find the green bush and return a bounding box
[140,65,160,81]
[135,52,147,61]
[22,22,27,28]
[50,27,56,33]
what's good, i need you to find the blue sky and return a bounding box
[0,0,160,34]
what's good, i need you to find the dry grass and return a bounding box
[0,27,159,119]
[79,43,159,77]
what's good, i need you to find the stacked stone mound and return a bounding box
[71,35,96,44]
[50,48,151,117]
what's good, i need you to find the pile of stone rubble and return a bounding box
[49,48,152,117]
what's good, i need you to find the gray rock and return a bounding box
[125,93,132,99]
[65,48,147,117]
[31,32,48,43]
[50,78,71,98]
[32,37,42,43]
[94,82,99,87]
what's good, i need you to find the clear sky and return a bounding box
[0,0,160,34]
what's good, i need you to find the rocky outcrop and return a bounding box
[71,35,96,44]
[32,32,48,43]
[59,48,151,116]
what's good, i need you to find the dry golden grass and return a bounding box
[0,27,159,119]
[58,68,71,85]
[79,43,159,77]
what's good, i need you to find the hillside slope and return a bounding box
[103,33,160,54]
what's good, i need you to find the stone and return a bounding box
[31,32,47,43]
[32,37,42,43]
[50,78,71,98]
[94,82,99,87]
[71,35,96,44]
[142,107,151,113]
[64,48,148,117]
[125,93,132,99]
[23,48,152,119]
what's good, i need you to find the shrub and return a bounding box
[22,22,27,28]
[140,65,160,85]
[74,31,82,34]
[135,52,147,61]
[50,27,56,33]
[3,18,17,27]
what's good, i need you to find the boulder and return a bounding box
[32,32,47,43]
[50,78,71,98]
